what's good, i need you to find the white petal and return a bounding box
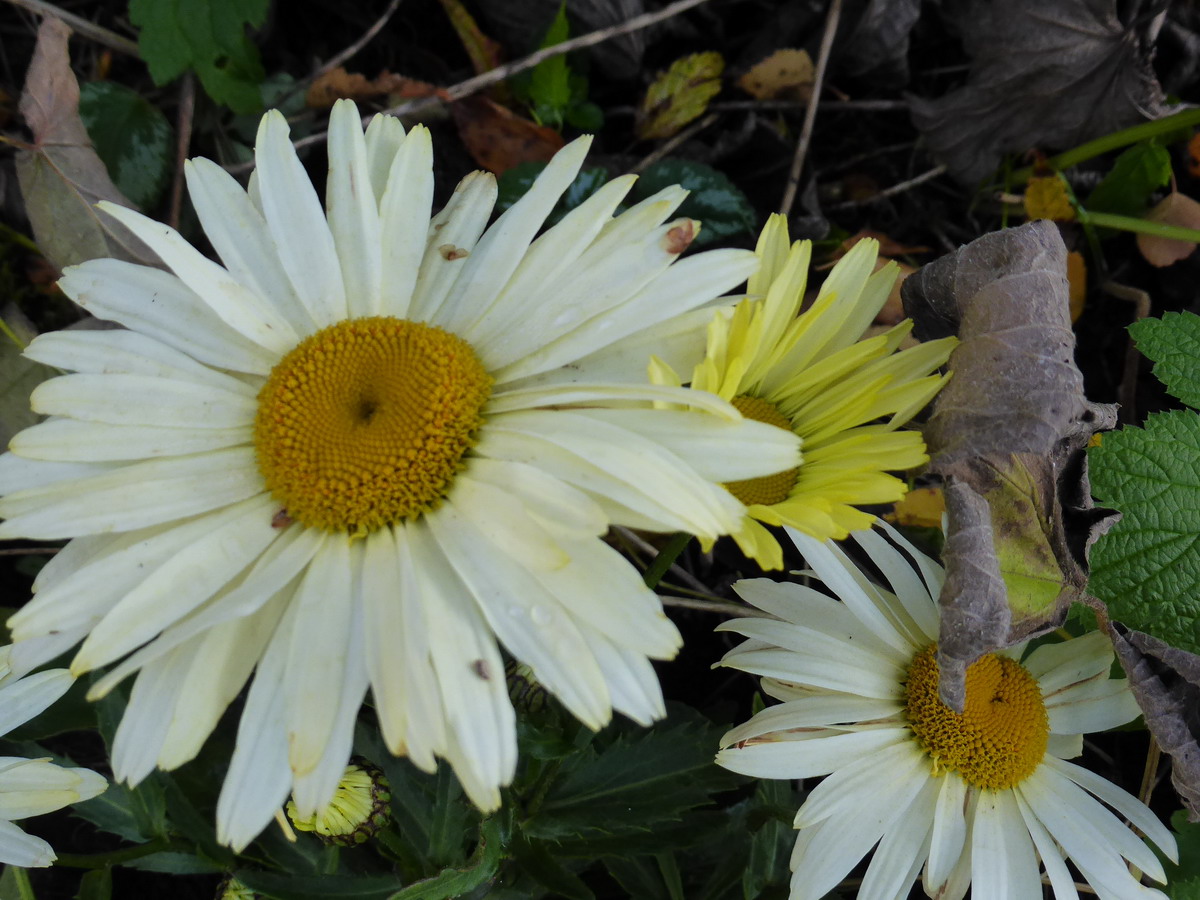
[969,788,1042,900]
[858,776,937,900]
[0,669,72,734]
[1046,677,1140,735]
[58,259,276,375]
[461,458,606,539]
[715,727,908,779]
[849,525,941,641]
[377,126,433,317]
[254,109,347,326]
[794,738,929,828]
[0,817,56,867]
[410,171,496,324]
[326,99,383,319]
[98,202,297,354]
[719,694,902,748]
[30,373,255,428]
[1015,791,1080,900]
[445,136,590,337]
[1027,631,1115,693]
[720,643,902,699]
[0,447,263,539]
[577,629,666,726]
[13,418,251,462]
[112,643,197,784]
[364,113,406,201]
[925,773,970,890]
[0,453,115,496]
[185,157,316,334]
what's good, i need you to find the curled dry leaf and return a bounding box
[15,17,154,273]
[736,49,814,102]
[438,0,505,78]
[452,94,564,175]
[901,220,1118,709]
[910,0,1167,185]
[306,67,444,109]
[1137,191,1200,268]
[637,52,724,141]
[1109,623,1200,819]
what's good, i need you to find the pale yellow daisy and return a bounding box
[652,215,956,569]
[0,647,107,867]
[0,100,800,849]
[718,523,1176,900]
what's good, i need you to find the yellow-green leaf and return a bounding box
[636,52,723,141]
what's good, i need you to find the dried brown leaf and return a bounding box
[1110,623,1200,819]
[902,221,1118,709]
[15,17,154,273]
[1137,192,1200,268]
[910,0,1167,185]
[451,95,564,175]
[737,49,813,102]
[841,0,922,80]
[305,67,444,109]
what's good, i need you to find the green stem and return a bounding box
[1009,108,1200,181]
[642,532,691,589]
[0,317,25,350]
[1079,210,1200,243]
[54,838,183,869]
[13,867,37,900]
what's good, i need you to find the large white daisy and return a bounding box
[0,99,800,849]
[0,647,107,867]
[717,523,1176,900]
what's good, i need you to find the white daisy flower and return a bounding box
[0,647,107,867]
[0,100,800,850]
[717,522,1177,900]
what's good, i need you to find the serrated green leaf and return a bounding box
[234,871,405,900]
[605,857,670,900]
[631,159,755,247]
[1089,410,1200,653]
[78,82,172,210]
[387,820,502,900]
[1131,311,1200,409]
[526,716,740,844]
[1162,809,1200,897]
[1085,142,1172,218]
[129,0,268,114]
[742,780,793,899]
[510,835,594,900]
[1172,878,1200,900]
[528,5,572,130]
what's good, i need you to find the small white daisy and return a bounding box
[717,523,1176,900]
[0,647,106,867]
[0,100,800,849]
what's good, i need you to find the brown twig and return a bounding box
[168,73,195,229]
[223,0,715,173]
[5,0,140,56]
[779,0,843,217]
[1103,281,1153,424]
[711,99,909,113]
[631,112,719,174]
[277,0,404,108]
[824,164,949,211]
[659,595,772,618]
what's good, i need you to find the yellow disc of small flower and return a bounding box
[254,316,492,534]
[904,645,1049,790]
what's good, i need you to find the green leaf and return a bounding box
[528,5,572,129]
[525,713,741,845]
[1088,410,1200,653]
[509,835,594,900]
[1085,142,1172,218]
[1130,311,1200,409]
[387,819,503,900]
[126,851,223,874]
[604,857,671,900]
[1161,809,1200,897]
[495,163,611,226]
[74,868,111,900]
[1172,879,1200,900]
[427,764,470,866]
[234,872,405,900]
[78,82,172,210]
[741,780,794,899]
[632,159,755,247]
[1,866,36,900]
[129,0,268,113]
[0,327,54,453]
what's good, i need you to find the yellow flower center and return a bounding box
[904,645,1048,790]
[723,394,799,506]
[254,316,492,533]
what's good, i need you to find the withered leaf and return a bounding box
[1110,623,1200,819]
[841,0,922,81]
[902,220,1118,709]
[1137,191,1200,268]
[637,52,724,141]
[452,95,564,175]
[737,49,813,102]
[910,0,1168,185]
[16,17,154,273]
[305,67,444,110]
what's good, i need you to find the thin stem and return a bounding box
[825,164,948,211]
[54,838,184,869]
[168,73,195,230]
[5,0,140,56]
[12,867,37,900]
[632,112,719,174]
[779,0,843,217]
[1081,209,1200,243]
[660,595,772,618]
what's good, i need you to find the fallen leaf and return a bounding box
[637,52,724,141]
[910,0,1167,185]
[835,229,931,260]
[452,94,564,174]
[15,17,155,273]
[1024,174,1075,221]
[1189,132,1200,177]
[1137,192,1200,267]
[0,306,55,448]
[306,67,443,109]
[1109,624,1200,819]
[885,486,946,528]
[438,0,504,77]
[1067,249,1087,322]
[901,220,1118,709]
[737,48,813,102]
